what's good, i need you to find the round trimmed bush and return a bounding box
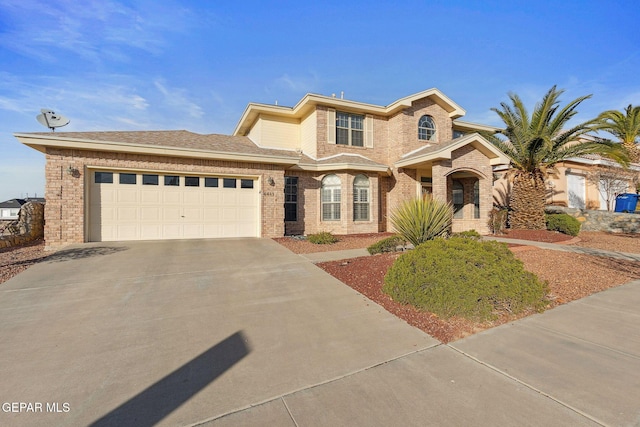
[545,213,581,236]
[383,237,548,321]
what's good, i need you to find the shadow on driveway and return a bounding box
[44,246,129,263]
[90,331,250,427]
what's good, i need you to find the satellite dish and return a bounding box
[36,109,70,132]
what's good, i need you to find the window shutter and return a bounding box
[365,114,373,148]
[327,108,336,144]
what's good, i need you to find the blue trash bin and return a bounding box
[614,193,639,213]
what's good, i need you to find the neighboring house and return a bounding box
[493,155,640,211]
[0,199,24,221]
[0,198,45,221]
[16,88,510,249]
[551,156,639,211]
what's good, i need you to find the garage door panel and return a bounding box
[117,189,138,204]
[203,192,222,204]
[222,193,239,204]
[116,207,138,221]
[140,224,161,240]
[140,207,160,221]
[116,224,139,240]
[183,192,202,204]
[183,224,203,238]
[221,207,238,221]
[237,207,257,221]
[203,207,222,221]
[141,190,161,204]
[90,171,259,242]
[162,224,182,239]
[183,207,202,220]
[162,191,182,204]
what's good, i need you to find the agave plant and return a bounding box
[389,197,453,247]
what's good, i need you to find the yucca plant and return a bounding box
[389,197,453,247]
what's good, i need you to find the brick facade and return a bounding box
[44,148,286,250]
[284,171,380,236]
[25,89,506,248]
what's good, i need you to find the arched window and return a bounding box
[452,180,464,219]
[418,115,436,141]
[353,175,370,221]
[321,174,341,221]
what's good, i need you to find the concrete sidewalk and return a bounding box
[1,237,638,426]
[209,238,640,426]
[208,280,640,426]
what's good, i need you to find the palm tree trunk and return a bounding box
[623,141,639,162]
[509,171,547,229]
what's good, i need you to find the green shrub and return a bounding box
[545,213,581,236]
[367,235,407,255]
[451,230,482,240]
[383,238,548,321]
[390,198,452,247]
[307,231,339,244]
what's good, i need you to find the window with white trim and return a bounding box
[336,112,364,146]
[353,175,370,221]
[453,180,464,219]
[321,174,341,221]
[418,115,436,141]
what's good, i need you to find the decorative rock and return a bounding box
[0,202,44,248]
[545,205,639,233]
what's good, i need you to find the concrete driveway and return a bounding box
[1,238,638,426]
[0,238,435,426]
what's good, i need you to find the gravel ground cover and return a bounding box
[277,230,640,343]
[0,239,46,284]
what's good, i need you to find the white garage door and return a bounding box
[89,170,259,242]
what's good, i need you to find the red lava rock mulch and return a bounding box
[309,230,640,343]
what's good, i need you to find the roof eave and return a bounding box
[15,134,300,166]
[395,133,510,168]
[292,162,391,175]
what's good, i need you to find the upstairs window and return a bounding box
[321,174,341,221]
[336,112,364,147]
[353,175,370,221]
[418,115,436,141]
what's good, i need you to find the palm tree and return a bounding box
[595,104,640,162]
[484,86,628,229]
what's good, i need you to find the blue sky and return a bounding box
[0,0,638,201]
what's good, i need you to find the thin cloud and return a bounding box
[154,79,204,119]
[0,0,196,62]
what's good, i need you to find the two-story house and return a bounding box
[16,88,509,250]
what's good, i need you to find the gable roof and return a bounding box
[234,88,466,136]
[0,199,25,209]
[15,130,301,165]
[395,133,511,168]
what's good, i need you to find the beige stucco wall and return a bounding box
[248,115,300,150]
[45,148,286,250]
[300,110,317,158]
[494,162,637,212]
